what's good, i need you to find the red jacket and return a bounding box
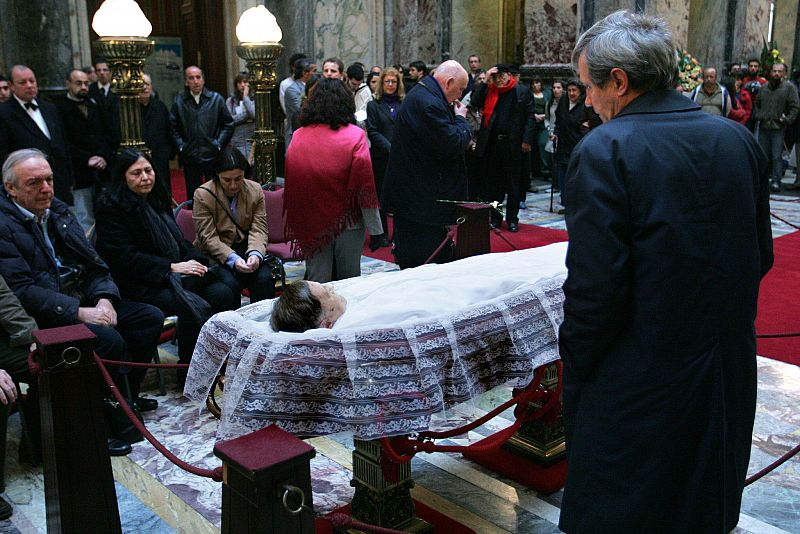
[728,89,753,125]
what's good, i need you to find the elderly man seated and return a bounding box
[0,149,165,456]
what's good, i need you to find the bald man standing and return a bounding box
[0,65,74,205]
[382,60,472,269]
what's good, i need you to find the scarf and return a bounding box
[284,125,380,259]
[138,197,212,324]
[482,77,517,127]
[382,93,400,120]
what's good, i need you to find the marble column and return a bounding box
[452,0,505,67]
[266,0,315,81]
[735,0,772,64]
[522,0,578,82]
[647,0,690,50]
[0,0,77,93]
[391,0,443,65]
[773,0,798,68]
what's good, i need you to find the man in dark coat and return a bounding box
[559,11,773,534]
[0,149,165,455]
[88,60,121,154]
[0,65,74,205]
[170,66,234,201]
[470,64,534,231]
[140,74,176,197]
[382,60,471,269]
[55,69,113,232]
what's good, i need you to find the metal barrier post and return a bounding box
[33,324,121,533]
[214,425,316,534]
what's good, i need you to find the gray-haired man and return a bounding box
[559,10,773,533]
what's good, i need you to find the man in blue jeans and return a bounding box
[754,62,800,192]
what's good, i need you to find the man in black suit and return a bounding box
[88,60,120,154]
[0,65,74,205]
[55,69,113,232]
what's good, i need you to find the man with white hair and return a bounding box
[382,60,471,269]
[559,10,773,533]
[0,149,165,456]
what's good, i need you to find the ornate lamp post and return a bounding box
[235,6,283,187]
[91,0,154,153]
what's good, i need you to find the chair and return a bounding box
[262,187,302,289]
[173,200,196,243]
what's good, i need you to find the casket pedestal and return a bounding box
[350,439,433,533]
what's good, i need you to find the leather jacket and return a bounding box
[169,88,234,165]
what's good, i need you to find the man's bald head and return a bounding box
[433,60,468,103]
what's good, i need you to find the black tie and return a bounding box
[24,102,38,111]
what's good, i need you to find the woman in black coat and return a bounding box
[365,67,404,250]
[94,149,240,377]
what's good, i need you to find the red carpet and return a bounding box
[315,499,475,533]
[170,169,188,204]
[363,217,569,263]
[756,231,800,366]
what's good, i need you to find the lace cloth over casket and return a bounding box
[184,273,565,441]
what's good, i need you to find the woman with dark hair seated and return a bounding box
[284,77,383,282]
[94,149,240,380]
[192,147,275,302]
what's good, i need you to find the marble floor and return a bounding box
[0,185,798,534]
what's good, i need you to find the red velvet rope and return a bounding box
[99,358,190,369]
[380,362,563,464]
[756,332,800,338]
[745,442,800,486]
[423,225,460,266]
[93,353,223,482]
[491,227,520,251]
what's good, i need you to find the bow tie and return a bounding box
[24,102,38,111]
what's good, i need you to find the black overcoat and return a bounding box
[54,95,113,189]
[381,75,472,225]
[470,82,535,159]
[94,187,207,302]
[558,89,773,533]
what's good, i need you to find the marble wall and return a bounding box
[314,0,377,67]
[774,0,799,67]
[0,0,76,91]
[736,0,772,63]
[451,0,504,67]
[648,0,690,50]
[392,0,443,65]
[523,0,578,65]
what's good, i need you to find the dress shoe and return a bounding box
[558,208,566,215]
[490,219,501,229]
[0,496,12,520]
[107,437,132,456]
[519,201,527,210]
[769,182,781,193]
[508,223,519,233]
[134,396,158,412]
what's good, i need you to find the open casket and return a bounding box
[184,243,568,441]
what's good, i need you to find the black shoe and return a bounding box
[368,234,390,252]
[508,223,519,233]
[0,496,12,520]
[770,182,781,193]
[134,397,158,412]
[557,208,566,215]
[519,201,527,210]
[107,437,132,456]
[490,219,501,229]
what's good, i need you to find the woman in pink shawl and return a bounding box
[284,78,383,282]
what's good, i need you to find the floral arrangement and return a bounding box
[760,39,786,75]
[677,49,702,92]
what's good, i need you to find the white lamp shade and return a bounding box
[92,0,152,38]
[236,5,282,44]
